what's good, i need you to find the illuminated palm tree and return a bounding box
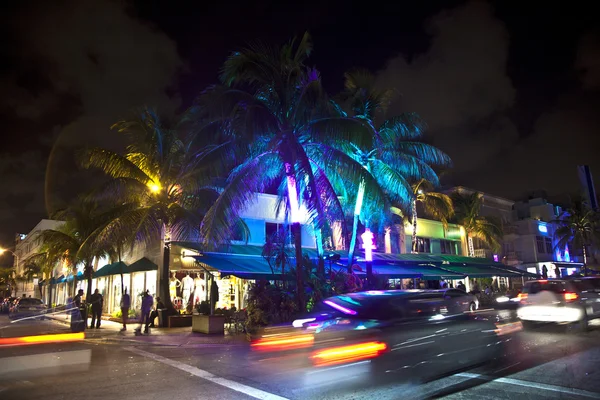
[554,199,600,273]
[80,108,239,313]
[199,34,375,311]
[338,69,452,264]
[410,179,454,253]
[451,191,502,257]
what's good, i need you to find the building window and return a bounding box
[544,237,553,254]
[536,236,545,254]
[265,222,290,242]
[440,240,457,255]
[415,237,431,253]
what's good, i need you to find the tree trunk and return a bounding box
[411,199,418,253]
[161,237,176,314]
[347,180,365,271]
[315,227,325,279]
[292,222,305,312]
[583,245,588,276]
[85,261,93,302]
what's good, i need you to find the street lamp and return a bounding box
[148,181,161,193]
[0,248,19,271]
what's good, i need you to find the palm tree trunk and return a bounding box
[315,227,325,279]
[292,222,304,312]
[85,261,93,302]
[583,245,588,276]
[411,199,418,253]
[347,180,365,271]
[285,164,305,312]
[160,223,176,314]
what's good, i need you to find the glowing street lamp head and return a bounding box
[361,228,376,262]
[148,182,161,193]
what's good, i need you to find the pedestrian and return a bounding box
[542,265,548,279]
[148,296,165,328]
[70,289,85,332]
[457,281,466,292]
[89,289,103,329]
[120,289,131,332]
[136,290,153,334]
[555,265,561,278]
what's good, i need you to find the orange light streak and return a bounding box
[0,332,85,347]
[311,341,387,367]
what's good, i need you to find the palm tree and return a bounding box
[37,199,114,300]
[451,191,502,257]
[80,108,227,313]
[411,179,454,253]
[199,33,376,312]
[0,267,16,297]
[337,69,452,265]
[554,199,600,273]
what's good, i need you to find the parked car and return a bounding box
[9,297,47,320]
[255,290,504,384]
[440,288,479,312]
[517,277,600,330]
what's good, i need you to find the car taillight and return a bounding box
[564,292,579,302]
[311,341,387,367]
[250,333,314,352]
[517,293,528,303]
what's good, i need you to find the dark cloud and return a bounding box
[0,0,184,245]
[376,1,518,178]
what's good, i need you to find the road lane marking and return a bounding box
[454,372,600,399]
[125,346,289,400]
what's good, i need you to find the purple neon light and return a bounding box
[324,300,358,315]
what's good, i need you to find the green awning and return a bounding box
[128,257,157,273]
[94,261,128,278]
[436,264,523,278]
[190,253,290,280]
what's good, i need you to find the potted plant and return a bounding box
[192,301,225,334]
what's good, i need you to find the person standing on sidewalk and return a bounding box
[136,290,153,334]
[120,289,131,332]
[89,289,103,329]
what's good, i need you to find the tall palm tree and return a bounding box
[37,199,114,300]
[80,108,228,313]
[451,191,502,257]
[337,69,452,265]
[411,179,454,253]
[199,33,376,312]
[554,199,600,272]
[0,267,16,297]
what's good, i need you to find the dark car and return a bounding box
[279,290,504,383]
[517,277,600,330]
[9,297,47,320]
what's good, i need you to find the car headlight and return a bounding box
[496,296,509,303]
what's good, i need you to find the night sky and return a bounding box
[1,0,600,252]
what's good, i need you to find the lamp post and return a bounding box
[0,248,19,272]
[0,248,19,297]
[361,229,376,288]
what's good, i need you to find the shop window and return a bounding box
[536,236,545,254]
[440,240,457,255]
[545,237,553,254]
[415,237,431,253]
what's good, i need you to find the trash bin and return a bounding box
[70,305,87,333]
[158,309,167,327]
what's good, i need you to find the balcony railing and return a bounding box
[504,225,520,235]
[473,249,493,259]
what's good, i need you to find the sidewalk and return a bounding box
[46,312,248,347]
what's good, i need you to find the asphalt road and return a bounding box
[1,310,600,400]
